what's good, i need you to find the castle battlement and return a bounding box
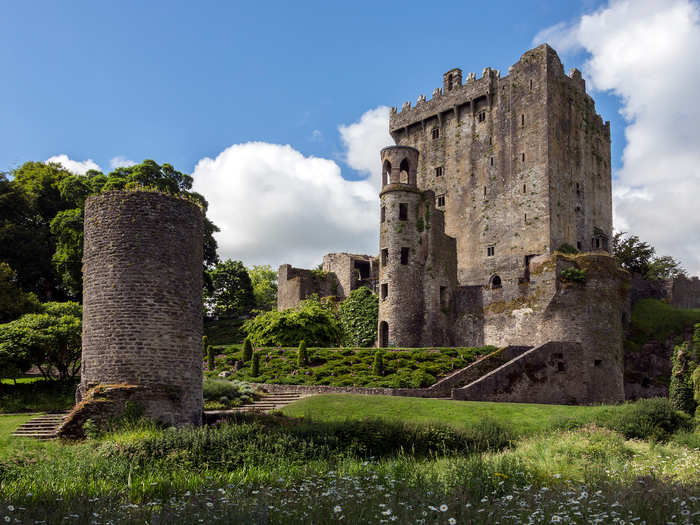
[390,44,609,138]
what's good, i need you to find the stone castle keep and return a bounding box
[279,44,634,404]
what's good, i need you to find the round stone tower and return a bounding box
[80,190,204,426]
[377,146,424,347]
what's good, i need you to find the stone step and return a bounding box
[11,412,68,441]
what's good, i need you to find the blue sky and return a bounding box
[0,0,617,174]
[2,1,699,275]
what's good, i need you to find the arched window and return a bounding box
[399,158,409,184]
[382,160,392,186]
[491,275,502,289]
[379,321,389,348]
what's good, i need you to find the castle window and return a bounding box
[399,203,408,220]
[490,157,494,166]
[576,183,581,196]
[437,194,445,207]
[577,241,582,250]
[594,359,602,367]
[521,114,525,126]
[440,286,448,309]
[523,184,526,193]
[400,247,409,265]
[487,246,495,257]
[478,111,486,122]
[381,206,386,223]
[557,362,566,372]
[491,275,502,289]
[524,213,527,222]
[399,158,410,183]
[431,127,440,140]
[381,248,388,266]
[529,79,533,91]
[382,160,391,186]
[435,166,443,177]
[488,136,492,145]
[379,321,389,347]
[521,153,525,163]
[381,283,388,300]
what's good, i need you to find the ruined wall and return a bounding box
[81,191,203,426]
[389,44,611,290]
[277,264,339,311]
[669,275,700,309]
[454,341,601,404]
[469,253,629,403]
[322,253,378,298]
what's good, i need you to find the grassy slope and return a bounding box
[281,394,607,435]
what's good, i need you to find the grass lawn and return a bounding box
[281,394,612,435]
[206,346,495,388]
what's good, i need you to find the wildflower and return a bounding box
[382,509,392,516]
[449,519,457,525]
[551,516,561,523]
[553,474,561,479]
[206,502,214,508]
[334,505,342,513]
[440,504,448,512]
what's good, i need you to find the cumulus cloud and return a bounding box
[192,107,393,269]
[46,154,101,175]
[534,0,700,275]
[339,105,393,187]
[109,156,137,170]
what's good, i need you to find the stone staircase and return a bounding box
[205,392,306,417]
[11,412,68,440]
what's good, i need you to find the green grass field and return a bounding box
[281,394,606,435]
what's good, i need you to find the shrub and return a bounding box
[251,352,260,377]
[203,378,258,409]
[557,243,579,254]
[339,287,378,347]
[242,297,341,347]
[297,340,308,367]
[207,343,215,371]
[595,397,693,441]
[373,351,384,376]
[560,267,586,283]
[242,337,254,362]
[669,324,699,416]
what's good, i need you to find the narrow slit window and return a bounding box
[400,247,409,265]
[381,248,388,266]
[490,157,494,166]
[521,153,525,163]
[487,246,495,257]
[437,194,445,207]
[521,114,525,126]
[529,79,533,91]
[381,206,386,223]
[524,213,527,222]
[523,184,526,193]
[435,166,443,177]
[381,283,388,300]
[399,203,408,220]
[440,286,448,309]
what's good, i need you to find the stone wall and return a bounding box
[389,44,611,289]
[463,253,629,403]
[277,264,339,311]
[454,341,600,404]
[80,190,203,426]
[669,275,700,309]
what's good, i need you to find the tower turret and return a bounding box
[378,146,424,347]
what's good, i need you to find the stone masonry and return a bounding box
[78,190,204,426]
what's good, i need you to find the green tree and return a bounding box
[612,231,686,280]
[339,287,379,347]
[242,337,254,362]
[206,260,255,319]
[248,264,278,311]
[297,340,308,367]
[49,208,84,299]
[251,351,261,377]
[0,301,82,381]
[0,262,40,323]
[373,350,384,376]
[242,297,341,347]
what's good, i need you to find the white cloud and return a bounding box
[534,0,700,275]
[109,156,137,170]
[339,105,393,187]
[46,154,101,175]
[192,107,393,269]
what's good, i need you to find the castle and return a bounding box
[279,44,699,405]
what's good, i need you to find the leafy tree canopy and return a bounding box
[206,259,255,319]
[0,301,82,382]
[612,231,686,280]
[249,264,278,311]
[0,262,40,324]
[1,160,220,301]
